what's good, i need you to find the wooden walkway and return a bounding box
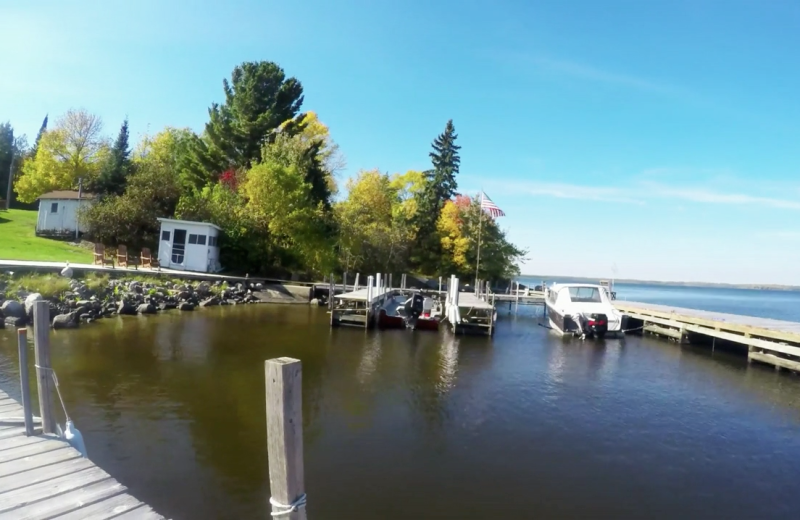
[0,388,164,520]
[615,300,800,372]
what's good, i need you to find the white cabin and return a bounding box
[156,218,222,273]
[36,191,95,236]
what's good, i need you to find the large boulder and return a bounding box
[117,301,137,315]
[52,312,79,330]
[24,293,43,319]
[177,302,195,311]
[196,282,211,296]
[159,302,177,311]
[137,303,157,315]
[128,281,143,294]
[1,300,25,319]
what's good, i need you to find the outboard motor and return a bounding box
[581,313,608,339]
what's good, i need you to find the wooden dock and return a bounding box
[0,387,164,519]
[616,300,800,372]
[330,273,395,328]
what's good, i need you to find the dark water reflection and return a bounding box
[1,305,800,519]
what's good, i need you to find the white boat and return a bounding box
[545,283,622,338]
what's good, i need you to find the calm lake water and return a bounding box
[1,286,800,519]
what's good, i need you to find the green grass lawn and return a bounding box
[0,209,93,263]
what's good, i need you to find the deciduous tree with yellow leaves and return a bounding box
[15,109,110,203]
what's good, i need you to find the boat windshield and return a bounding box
[567,286,603,303]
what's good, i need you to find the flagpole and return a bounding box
[475,190,483,289]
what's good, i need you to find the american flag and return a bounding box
[480,191,505,217]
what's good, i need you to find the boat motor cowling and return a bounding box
[580,313,608,338]
[404,293,425,319]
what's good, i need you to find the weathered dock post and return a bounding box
[388,273,393,290]
[328,273,335,311]
[354,273,360,292]
[33,301,56,434]
[366,275,374,328]
[17,329,34,436]
[265,358,307,520]
[343,272,348,292]
[438,276,442,294]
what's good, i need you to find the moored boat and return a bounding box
[545,283,622,339]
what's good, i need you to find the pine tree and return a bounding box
[29,115,47,158]
[411,120,461,274]
[196,61,305,176]
[93,118,131,196]
[428,119,460,201]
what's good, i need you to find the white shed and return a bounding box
[36,191,95,236]
[156,218,222,273]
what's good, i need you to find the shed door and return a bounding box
[171,229,187,265]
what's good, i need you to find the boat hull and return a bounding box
[378,309,405,329]
[414,317,440,331]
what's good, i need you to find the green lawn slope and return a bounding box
[0,209,93,263]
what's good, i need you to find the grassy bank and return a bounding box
[0,209,93,263]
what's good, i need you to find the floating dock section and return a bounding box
[330,273,394,328]
[616,301,800,372]
[443,276,496,335]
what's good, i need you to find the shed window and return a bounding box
[209,236,217,247]
[161,230,171,241]
[50,203,58,213]
[188,234,198,244]
[197,235,206,245]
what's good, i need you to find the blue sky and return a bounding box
[3,0,800,284]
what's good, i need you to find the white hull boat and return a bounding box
[545,283,622,339]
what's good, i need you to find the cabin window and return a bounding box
[197,235,206,245]
[567,287,603,303]
[209,236,217,247]
[188,234,198,244]
[161,230,171,241]
[50,202,58,213]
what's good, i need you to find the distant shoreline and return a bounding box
[519,274,800,292]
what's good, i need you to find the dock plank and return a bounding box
[0,458,96,494]
[2,478,127,519]
[113,505,164,519]
[0,439,66,464]
[0,436,49,454]
[0,447,80,479]
[51,493,145,520]
[0,469,110,513]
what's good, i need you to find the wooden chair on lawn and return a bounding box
[117,245,139,269]
[141,248,160,270]
[94,243,114,267]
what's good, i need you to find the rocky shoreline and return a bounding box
[0,276,315,331]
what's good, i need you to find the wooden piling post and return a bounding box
[438,276,442,295]
[388,273,393,290]
[265,358,307,520]
[354,273,360,292]
[33,301,56,434]
[343,271,348,292]
[17,329,34,436]
[328,274,335,311]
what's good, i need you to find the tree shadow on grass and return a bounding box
[0,216,10,224]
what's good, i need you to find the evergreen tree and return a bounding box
[411,120,461,274]
[29,115,48,158]
[93,118,132,195]
[428,119,460,201]
[193,61,305,178]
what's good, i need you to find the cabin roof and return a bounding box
[156,218,222,231]
[38,190,96,200]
